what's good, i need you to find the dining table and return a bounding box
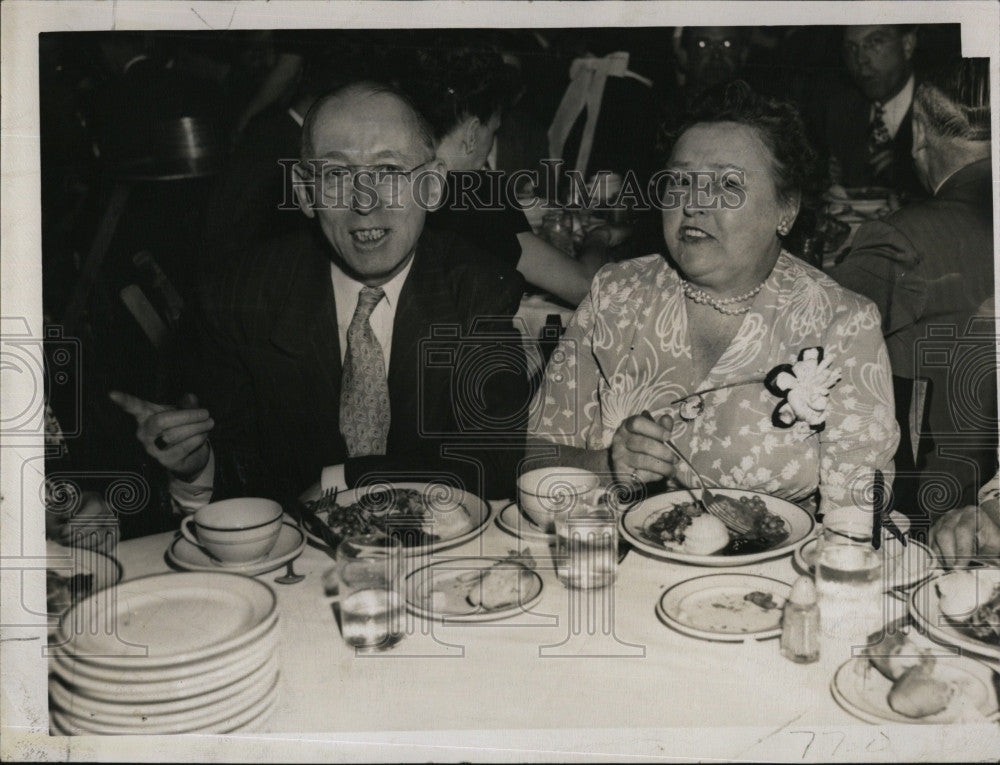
[57,496,1000,761]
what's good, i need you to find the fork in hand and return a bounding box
[638,410,753,535]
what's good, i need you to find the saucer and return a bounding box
[168,521,306,576]
[495,502,551,541]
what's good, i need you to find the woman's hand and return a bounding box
[929,504,1000,567]
[110,391,214,482]
[46,491,119,552]
[609,413,677,485]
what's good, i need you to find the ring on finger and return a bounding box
[630,468,641,485]
[154,434,168,450]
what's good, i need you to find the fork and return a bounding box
[662,439,754,536]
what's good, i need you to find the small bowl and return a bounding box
[181,498,283,564]
[517,467,601,532]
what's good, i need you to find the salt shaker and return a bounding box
[780,576,820,664]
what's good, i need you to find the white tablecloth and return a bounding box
[82,503,1000,760]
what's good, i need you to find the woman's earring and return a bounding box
[777,221,789,236]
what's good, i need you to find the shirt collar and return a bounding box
[874,74,915,139]
[329,251,414,315]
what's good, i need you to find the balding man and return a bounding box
[831,59,994,516]
[112,81,529,506]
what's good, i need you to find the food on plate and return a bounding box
[936,571,1000,646]
[679,514,730,554]
[861,630,925,681]
[937,571,982,619]
[642,496,789,555]
[46,569,94,615]
[466,566,532,610]
[887,659,954,718]
[744,591,779,611]
[314,487,471,547]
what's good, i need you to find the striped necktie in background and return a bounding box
[868,102,894,185]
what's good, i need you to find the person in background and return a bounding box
[821,25,924,198]
[404,44,597,306]
[829,59,994,513]
[111,81,529,507]
[528,83,898,521]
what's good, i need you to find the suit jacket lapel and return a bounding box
[267,229,346,460]
[389,241,457,445]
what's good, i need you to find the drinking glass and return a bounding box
[554,505,618,590]
[814,518,883,646]
[336,534,403,650]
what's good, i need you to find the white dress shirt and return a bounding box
[871,74,915,140]
[169,253,414,512]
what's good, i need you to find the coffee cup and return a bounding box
[517,467,602,533]
[180,498,283,564]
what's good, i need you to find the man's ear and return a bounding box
[911,110,927,158]
[419,158,449,211]
[462,117,481,155]
[292,161,317,219]
[901,29,917,62]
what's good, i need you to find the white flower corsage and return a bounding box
[764,347,842,431]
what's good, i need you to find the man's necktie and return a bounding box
[868,102,894,184]
[339,286,390,457]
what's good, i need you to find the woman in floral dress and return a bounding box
[528,83,899,517]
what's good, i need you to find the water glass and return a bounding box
[814,519,882,645]
[554,506,618,590]
[336,534,403,650]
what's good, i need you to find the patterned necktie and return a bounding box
[339,286,390,457]
[868,102,894,183]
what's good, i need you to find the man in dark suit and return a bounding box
[830,59,994,515]
[112,82,529,506]
[821,25,924,198]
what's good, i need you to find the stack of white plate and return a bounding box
[49,572,279,735]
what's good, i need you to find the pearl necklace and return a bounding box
[681,280,764,316]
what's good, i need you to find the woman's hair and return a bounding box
[658,81,820,203]
[404,44,516,141]
[915,58,990,142]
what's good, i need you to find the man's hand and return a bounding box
[46,490,119,552]
[608,413,677,485]
[109,391,214,482]
[929,504,1000,567]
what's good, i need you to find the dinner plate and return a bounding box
[51,616,277,687]
[51,673,279,735]
[49,654,278,722]
[58,572,277,667]
[51,631,277,703]
[909,572,1000,661]
[655,573,791,642]
[830,656,999,725]
[794,537,935,592]
[620,488,815,566]
[495,502,551,541]
[404,557,544,622]
[303,482,493,556]
[167,521,306,576]
[46,540,123,631]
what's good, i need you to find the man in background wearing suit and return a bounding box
[830,59,994,516]
[822,25,924,198]
[112,81,529,508]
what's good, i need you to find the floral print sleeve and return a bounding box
[816,297,899,515]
